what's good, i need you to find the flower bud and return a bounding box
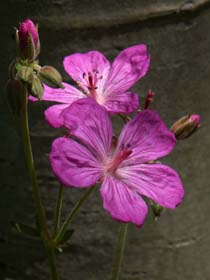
[17,19,40,60]
[39,66,64,88]
[17,65,34,83]
[143,89,155,109]
[171,114,200,140]
[31,76,44,99]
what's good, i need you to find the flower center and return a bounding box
[82,69,103,99]
[105,144,132,174]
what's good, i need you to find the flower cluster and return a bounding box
[25,19,199,227]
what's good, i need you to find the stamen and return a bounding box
[106,146,132,174]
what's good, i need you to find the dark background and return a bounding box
[1,0,210,279]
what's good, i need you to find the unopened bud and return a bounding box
[17,65,34,83]
[171,114,200,140]
[39,66,63,88]
[17,19,40,60]
[31,76,44,99]
[143,89,155,109]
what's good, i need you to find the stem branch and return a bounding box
[55,186,96,244]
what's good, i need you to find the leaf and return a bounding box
[10,221,40,238]
[58,229,74,246]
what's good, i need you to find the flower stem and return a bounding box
[20,85,49,237]
[55,186,96,244]
[20,86,59,279]
[53,185,64,237]
[46,245,59,280]
[111,223,128,280]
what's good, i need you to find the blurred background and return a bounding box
[1,0,210,279]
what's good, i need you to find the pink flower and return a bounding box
[50,98,184,227]
[18,19,39,49]
[30,45,150,127]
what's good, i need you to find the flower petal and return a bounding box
[28,95,38,102]
[100,175,148,227]
[50,137,103,187]
[45,104,70,128]
[28,82,85,103]
[118,163,184,209]
[42,82,85,103]
[104,44,150,95]
[62,98,113,160]
[116,110,176,165]
[103,91,139,114]
[63,51,110,92]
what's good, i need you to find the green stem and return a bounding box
[46,246,59,280]
[20,85,49,237]
[55,186,96,244]
[53,185,64,237]
[111,223,128,280]
[20,86,59,279]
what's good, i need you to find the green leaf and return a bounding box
[10,221,40,238]
[58,229,74,245]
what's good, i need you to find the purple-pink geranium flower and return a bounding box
[50,98,184,227]
[30,45,150,127]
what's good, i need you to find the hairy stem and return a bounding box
[111,223,128,280]
[53,185,64,237]
[20,86,59,279]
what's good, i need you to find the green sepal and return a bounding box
[31,76,44,99]
[20,32,36,61]
[10,221,40,238]
[150,200,164,220]
[17,65,34,83]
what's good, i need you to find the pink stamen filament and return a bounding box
[106,149,132,174]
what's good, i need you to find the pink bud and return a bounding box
[189,114,200,126]
[171,114,201,140]
[18,19,38,48]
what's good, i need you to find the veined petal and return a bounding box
[28,82,85,103]
[28,95,38,102]
[118,163,184,209]
[62,98,113,160]
[103,91,139,114]
[116,110,176,165]
[50,137,103,187]
[42,83,85,103]
[63,51,110,92]
[104,44,150,95]
[100,176,148,227]
[45,104,70,128]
